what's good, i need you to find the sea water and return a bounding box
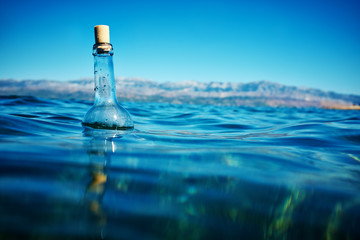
[0,95,359,239]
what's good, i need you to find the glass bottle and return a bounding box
[83,25,134,130]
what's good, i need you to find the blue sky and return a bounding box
[0,0,359,94]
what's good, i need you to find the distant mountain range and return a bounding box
[1,78,360,108]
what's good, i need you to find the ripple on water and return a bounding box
[0,96,360,239]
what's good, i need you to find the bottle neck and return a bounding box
[93,43,117,105]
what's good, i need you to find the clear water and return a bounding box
[0,95,360,239]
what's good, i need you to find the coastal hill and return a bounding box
[1,78,359,108]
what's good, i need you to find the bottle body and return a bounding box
[83,43,133,130]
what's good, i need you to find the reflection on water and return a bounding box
[83,128,128,239]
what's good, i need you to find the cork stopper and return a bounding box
[94,25,110,44]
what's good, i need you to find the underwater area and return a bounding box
[0,95,359,239]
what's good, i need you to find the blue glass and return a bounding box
[83,43,134,129]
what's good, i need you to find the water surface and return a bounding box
[0,96,360,239]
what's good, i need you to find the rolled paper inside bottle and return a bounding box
[94,25,110,44]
